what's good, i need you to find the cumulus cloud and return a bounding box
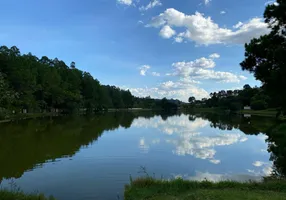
[159,25,176,39]
[171,56,246,83]
[148,8,270,45]
[139,65,151,76]
[132,115,209,135]
[220,11,226,15]
[117,0,133,6]
[126,82,209,102]
[128,54,247,101]
[139,0,162,11]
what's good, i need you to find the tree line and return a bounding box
[0,46,180,118]
[188,84,276,112]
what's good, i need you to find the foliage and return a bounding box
[267,123,286,178]
[0,111,184,182]
[251,100,268,110]
[240,0,286,112]
[0,189,55,200]
[0,46,181,115]
[188,85,272,112]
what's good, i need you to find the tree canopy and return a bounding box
[0,46,180,116]
[240,0,286,112]
[187,85,273,111]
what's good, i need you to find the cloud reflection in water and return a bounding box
[133,115,248,164]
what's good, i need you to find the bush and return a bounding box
[251,100,267,110]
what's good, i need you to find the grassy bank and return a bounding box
[125,177,286,200]
[239,108,278,117]
[0,113,57,123]
[0,189,55,200]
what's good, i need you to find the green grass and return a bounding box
[240,109,277,117]
[0,189,55,200]
[125,177,286,200]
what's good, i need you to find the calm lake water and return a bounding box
[0,111,284,199]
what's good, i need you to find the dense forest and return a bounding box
[188,84,276,112]
[0,46,181,118]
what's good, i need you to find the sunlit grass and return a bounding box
[125,177,286,200]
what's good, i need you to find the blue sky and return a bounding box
[0,0,273,101]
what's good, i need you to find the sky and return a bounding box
[0,0,275,102]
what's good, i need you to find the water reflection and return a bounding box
[0,111,164,183]
[133,115,249,164]
[172,171,263,182]
[0,111,285,198]
[192,112,285,177]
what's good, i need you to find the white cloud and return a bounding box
[174,37,183,43]
[248,162,273,176]
[139,65,151,76]
[220,11,226,15]
[138,20,144,24]
[168,133,248,161]
[117,0,133,6]
[204,0,211,5]
[239,75,248,81]
[174,171,263,182]
[132,115,209,135]
[127,53,247,101]
[262,166,273,176]
[139,0,162,11]
[151,72,161,76]
[171,56,246,83]
[253,161,266,167]
[148,8,270,45]
[210,159,221,164]
[126,82,209,102]
[132,115,249,164]
[159,25,176,39]
[233,22,244,29]
[265,1,279,6]
[240,137,248,142]
[209,53,220,59]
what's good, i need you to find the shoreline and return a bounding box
[0,113,58,124]
[124,177,286,200]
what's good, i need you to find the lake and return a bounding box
[0,111,284,199]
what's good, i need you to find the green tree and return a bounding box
[0,73,17,110]
[240,0,286,113]
[188,96,196,104]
